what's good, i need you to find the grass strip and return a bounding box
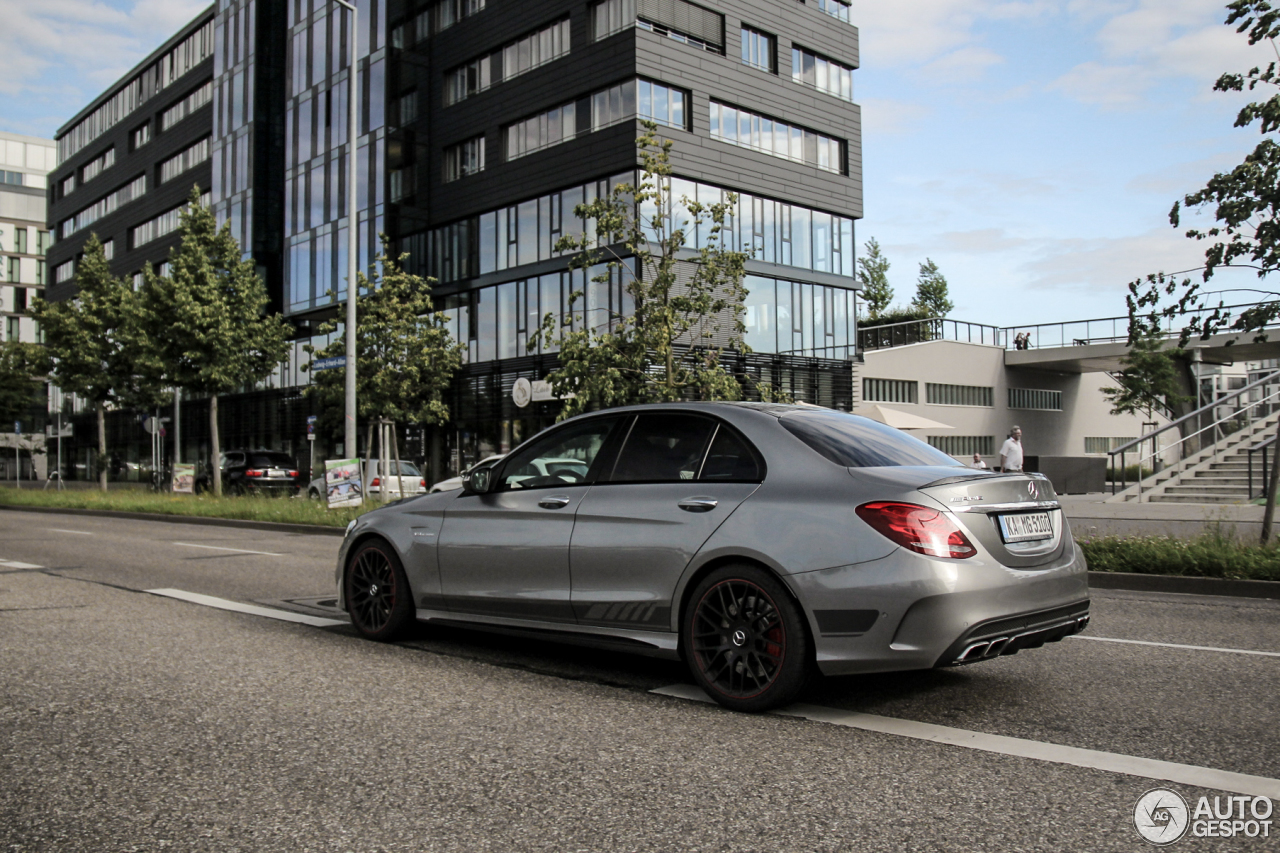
[1079,529,1280,582]
[0,487,372,528]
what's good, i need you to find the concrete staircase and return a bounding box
[1108,410,1280,504]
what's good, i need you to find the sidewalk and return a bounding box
[1060,493,1265,541]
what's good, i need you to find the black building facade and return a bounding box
[46,0,862,484]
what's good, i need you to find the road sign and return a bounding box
[313,356,347,372]
[13,422,20,435]
[307,415,318,424]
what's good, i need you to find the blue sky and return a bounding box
[0,0,1271,327]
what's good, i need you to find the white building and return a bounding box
[0,131,56,345]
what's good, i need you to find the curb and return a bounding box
[1088,571,1278,600]
[0,504,347,537]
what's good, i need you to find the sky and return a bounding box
[0,0,1273,328]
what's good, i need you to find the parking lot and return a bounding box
[1,509,1276,851]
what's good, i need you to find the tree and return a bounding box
[139,187,291,496]
[0,341,40,427]
[537,122,779,419]
[857,238,894,319]
[1102,321,1192,418]
[305,240,463,494]
[30,235,141,491]
[912,258,954,318]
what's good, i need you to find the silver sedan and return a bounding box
[335,402,1089,712]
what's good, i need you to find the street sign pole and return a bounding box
[13,421,20,489]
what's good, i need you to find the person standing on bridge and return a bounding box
[999,426,1024,473]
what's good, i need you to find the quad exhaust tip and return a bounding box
[951,614,1089,665]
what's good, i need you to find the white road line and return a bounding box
[45,528,93,536]
[0,560,44,569]
[172,542,283,557]
[1072,635,1280,659]
[652,684,1280,800]
[146,588,346,628]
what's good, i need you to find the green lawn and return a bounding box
[1079,529,1280,582]
[0,487,372,528]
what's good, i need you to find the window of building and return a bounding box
[592,80,635,131]
[792,46,853,101]
[927,435,995,457]
[13,227,27,255]
[863,378,918,404]
[396,91,418,126]
[742,275,856,359]
[926,383,993,407]
[710,101,844,173]
[1084,437,1136,455]
[62,175,147,237]
[433,0,485,34]
[639,79,687,129]
[160,79,214,132]
[101,240,114,261]
[445,57,491,105]
[35,261,46,286]
[37,231,52,255]
[1008,388,1062,410]
[6,317,18,342]
[444,136,486,182]
[60,175,76,197]
[0,171,23,186]
[159,137,212,183]
[505,102,576,160]
[6,257,18,284]
[130,190,210,248]
[502,17,571,81]
[741,27,776,73]
[81,147,115,183]
[593,0,636,40]
[132,271,144,290]
[637,18,721,53]
[810,0,852,24]
[593,0,724,53]
[54,260,75,284]
[133,123,152,150]
[14,287,28,314]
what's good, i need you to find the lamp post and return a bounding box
[333,0,359,459]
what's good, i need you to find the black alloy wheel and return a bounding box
[684,564,810,712]
[345,539,413,640]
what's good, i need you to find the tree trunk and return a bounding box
[392,423,404,501]
[1262,422,1280,544]
[210,394,222,498]
[97,401,108,493]
[364,419,374,506]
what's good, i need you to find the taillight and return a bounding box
[370,477,380,487]
[288,470,299,477]
[419,479,426,487]
[245,469,265,478]
[856,502,976,559]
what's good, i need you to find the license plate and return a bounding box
[998,512,1053,543]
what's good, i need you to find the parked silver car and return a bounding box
[336,403,1089,712]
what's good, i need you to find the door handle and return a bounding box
[678,497,719,513]
[539,495,572,509]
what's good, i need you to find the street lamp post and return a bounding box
[333,0,359,459]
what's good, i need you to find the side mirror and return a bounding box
[462,465,494,495]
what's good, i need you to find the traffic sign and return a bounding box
[313,356,347,372]
[13,421,20,435]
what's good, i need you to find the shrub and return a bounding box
[1079,528,1280,581]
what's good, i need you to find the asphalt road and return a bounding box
[1,508,1277,851]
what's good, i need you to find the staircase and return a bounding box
[1108,410,1280,504]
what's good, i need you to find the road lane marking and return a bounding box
[0,560,43,569]
[146,588,346,627]
[1072,635,1280,659]
[44,528,92,535]
[652,684,1280,800]
[172,542,283,557]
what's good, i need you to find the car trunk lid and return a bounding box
[918,472,1064,568]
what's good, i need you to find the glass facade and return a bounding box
[792,46,853,102]
[743,275,855,359]
[505,101,576,161]
[710,101,844,174]
[593,79,688,131]
[741,27,776,73]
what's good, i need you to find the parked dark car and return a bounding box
[195,450,305,496]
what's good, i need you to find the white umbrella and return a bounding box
[853,404,954,431]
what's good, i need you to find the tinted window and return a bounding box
[249,453,296,468]
[779,411,962,468]
[610,414,717,482]
[499,417,618,490]
[700,426,763,481]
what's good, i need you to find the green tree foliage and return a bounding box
[857,238,894,319]
[1103,322,1192,417]
[139,188,291,496]
[30,234,145,491]
[537,123,781,419]
[912,258,954,318]
[0,341,41,427]
[304,241,463,465]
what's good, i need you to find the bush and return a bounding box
[1107,464,1152,482]
[1079,528,1280,581]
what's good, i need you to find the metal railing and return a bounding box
[1109,368,1280,499]
[858,318,1005,351]
[1248,436,1275,501]
[1001,303,1279,350]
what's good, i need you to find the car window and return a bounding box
[498,417,618,491]
[779,411,962,468]
[699,426,764,482]
[222,453,244,468]
[249,453,295,469]
[610,414,717,483]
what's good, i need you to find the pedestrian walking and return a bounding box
[999,426,1024,473]
[971,453,988,469]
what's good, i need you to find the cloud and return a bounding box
[920,46,1006,83]
[858,97,932,136]
[849,0,1054,69]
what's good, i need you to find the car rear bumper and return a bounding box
[787,536,1089,677]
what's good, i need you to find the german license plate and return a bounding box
[998,512,1053,543]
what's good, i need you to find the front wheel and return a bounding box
[345,539,414,641]
[683,564,811,713]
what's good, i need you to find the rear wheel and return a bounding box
[345,539,413,641]
[683,564,811,713]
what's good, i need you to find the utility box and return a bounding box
[1028,456,1106,495]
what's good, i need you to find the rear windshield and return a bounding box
[779,411,962,469]
[248,453,296,468]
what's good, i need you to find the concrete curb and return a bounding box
[0,503,347,537]
[1088,571,1278,600]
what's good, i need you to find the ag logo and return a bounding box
[1134,788,1190,845]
